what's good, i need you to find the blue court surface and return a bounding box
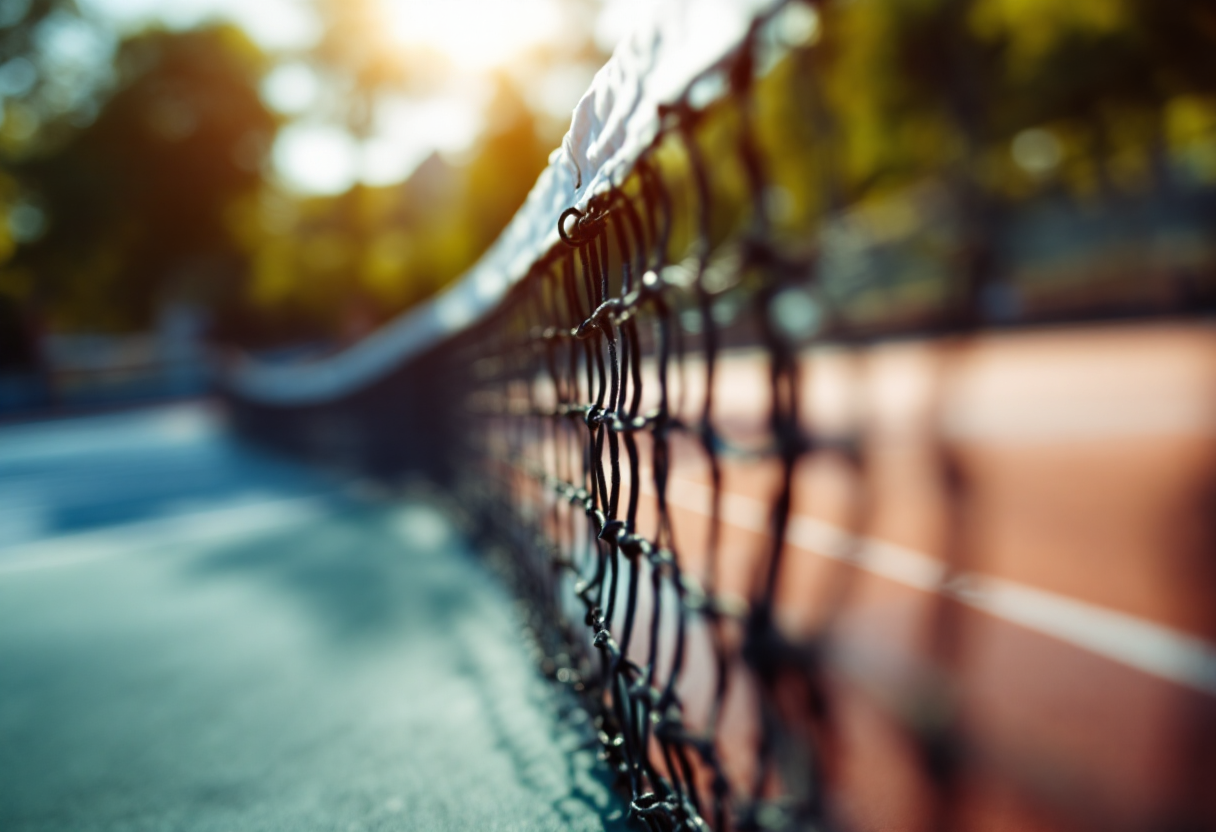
[0,403,626,832]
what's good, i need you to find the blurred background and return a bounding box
[0,0,654,412]
[2,2,1215,830]
[2,0,1214,415]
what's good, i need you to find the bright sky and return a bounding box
[81,0,627,195]
[385,0,563,72]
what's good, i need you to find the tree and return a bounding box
[5,24,276,334]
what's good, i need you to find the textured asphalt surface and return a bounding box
[0,403,626,832]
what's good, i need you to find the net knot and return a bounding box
[631,793,680,829]
[558,206,608,246]
[599,519,626,543]
[618,532,646,559]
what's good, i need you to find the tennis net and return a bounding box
[231,2,1216,830]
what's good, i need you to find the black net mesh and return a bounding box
[446,3,1216,831]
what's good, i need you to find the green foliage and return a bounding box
[3,0,1213,362]
[3,24,273,331]
[0,12,558,351]
[645,0,1216,333]
[229,76,557,345]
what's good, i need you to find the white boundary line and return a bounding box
[666,478,1216,696]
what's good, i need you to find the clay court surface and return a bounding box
[514,319,1216,830]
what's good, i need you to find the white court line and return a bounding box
[0,497,329,576]
[665,478,1216,697]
